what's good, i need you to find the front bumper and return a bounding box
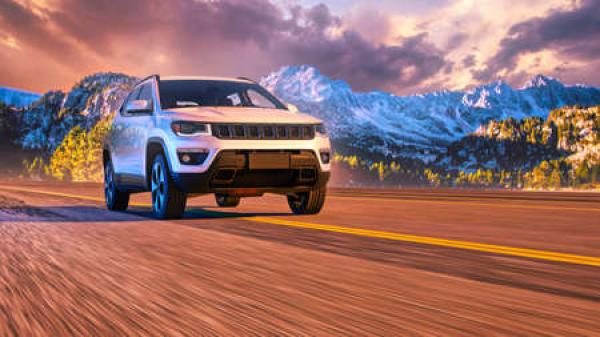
[161,129,332,174]
[171,150,330,194]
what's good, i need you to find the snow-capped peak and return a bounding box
[262,65,352,103]
[522,74,563,89]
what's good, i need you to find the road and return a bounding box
[0,181,599,336]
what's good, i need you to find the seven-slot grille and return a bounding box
[211,124,315,140]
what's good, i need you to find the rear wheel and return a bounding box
[151,153,187,219]
[287,186,326,215]
[104,159,129,211]
[215,193,241,208]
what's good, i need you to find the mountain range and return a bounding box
[0,87,41,108]
[12,73,137,153]
[261,66,600,161]
[1,65,599,170]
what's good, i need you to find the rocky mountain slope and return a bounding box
[18,73,136,153]
[440,105,599,170]
[261,66,600,161]
[333,105,599,188]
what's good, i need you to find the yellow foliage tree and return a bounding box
[47,121,110,182]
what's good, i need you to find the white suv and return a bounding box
[103,75,331,219]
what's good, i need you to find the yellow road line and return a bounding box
[330,195,600,212]
[335,191,598,203]
[2,185,600,267]
[245,217,600,267]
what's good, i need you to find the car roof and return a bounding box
[159,76,254,83]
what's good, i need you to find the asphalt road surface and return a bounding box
[0,181,599,336]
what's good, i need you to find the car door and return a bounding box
[112,82,153,184]
[110,86,141,177]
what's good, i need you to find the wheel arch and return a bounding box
[102,144,111,166]
[103,150,110,166]
[146,137,172,189]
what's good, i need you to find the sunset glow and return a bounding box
[1,0,598,94]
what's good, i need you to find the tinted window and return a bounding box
[120,86,141,115]
[138,83,154,109]
[158,80,285,110]
[247,89,277,109]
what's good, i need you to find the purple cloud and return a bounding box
[474,0,600,82]
[0,0,449,94]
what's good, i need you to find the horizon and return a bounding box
[1,65,597,97]
[1,0,599,95]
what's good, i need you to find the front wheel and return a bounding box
[215,194,241,208]
[104,159,130,211]
[151,154,187,219]
[287,186,326,215]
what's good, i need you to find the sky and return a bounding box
[0,0,599,95]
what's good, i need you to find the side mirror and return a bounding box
[126,99,152,114]
[287,103,299,113]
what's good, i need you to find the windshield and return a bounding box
[158,80,286,110]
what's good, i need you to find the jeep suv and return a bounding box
[103,75,331,219]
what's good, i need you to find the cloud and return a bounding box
[462,54,476,68]
[473,0,600,81]
[0,0,86,67]
[343,7,390,44]
[12,0,598,93]
[443,61,454,74]
[444,32,468,51]
[274,5,448,91]
[278,28,447,91]
[0,0,449,94]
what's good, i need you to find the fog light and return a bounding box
[320,151,330,164]
[177,148,209,165]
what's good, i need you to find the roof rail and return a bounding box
[237,76,256,83]
[137,74,160,85]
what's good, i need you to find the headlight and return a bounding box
[171,121,210,137]
[315,123,328,136]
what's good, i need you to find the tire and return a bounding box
[215,193,241,208]
[287,186,326,215]
[151,153,187,219]
[104,159,130,211]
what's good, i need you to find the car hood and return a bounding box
[161,107,322,124]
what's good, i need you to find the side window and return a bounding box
[247,89,276,109]
[120,87,141,116]
[138,83,154,109]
